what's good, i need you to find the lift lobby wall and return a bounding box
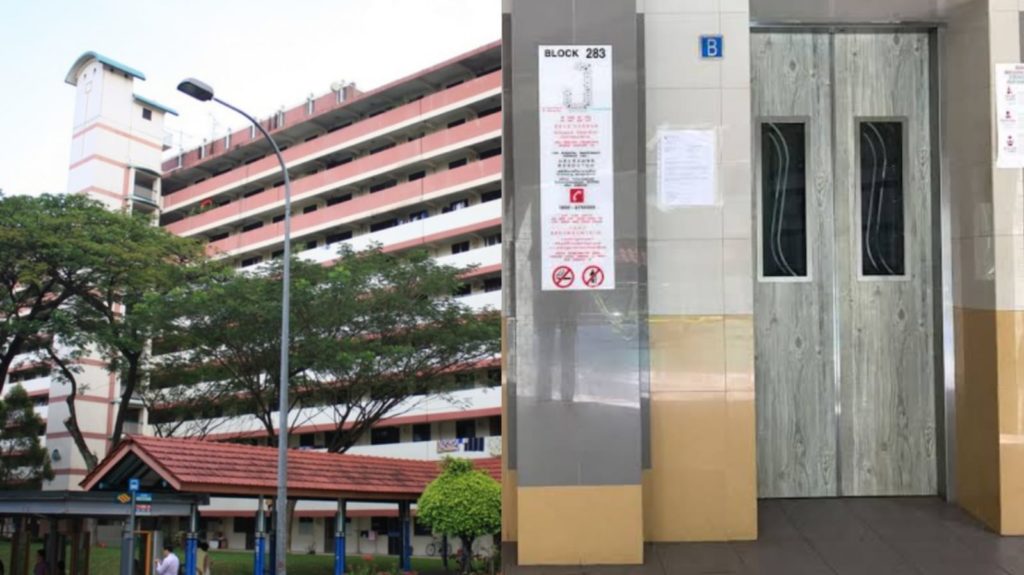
[501,0,1024,567]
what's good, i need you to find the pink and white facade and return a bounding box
[1,42,502,552]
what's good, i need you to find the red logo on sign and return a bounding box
[552,266,575,289]
[569,188,586,203]
[582,265,605,288]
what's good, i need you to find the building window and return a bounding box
[488,415,501,436]
[408,210,429,222]
[271,250,284,259]
[272,214,285,224]
[481,189,501,203]
[369,180,397,194]
[484,233,501,247]
[303,205,318,214]
[299,433,316,448]
[760,122,808,278]
[454,284,471,296]
[447,119,465,129]
[209,232,229,242]
[304,240,318,251]
[298,518,314,536]
[455,419,476,440]
[369,142,396,154]
[483,277,501,292]
[326,194,352,206]
[370,426,400,445]
[412,423,431,442]
[326,230,352,245]
[241,221,264,233]
[477,105,501,118]
[240,256,262,268]
[443,199,469,213]
[142,108,153,121]
[448,158,468,170]
[408,171,426,182]
[859,121,905,277]
[451,241,470,255]
[370,219,398,232]
[479,146,501,160]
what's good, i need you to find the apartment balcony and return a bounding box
[344,435,501,460]
[11,374,51,397]
[299,200,501,265]
[132,186,159,211]
[460,290,501,312]
[437,243,501,272]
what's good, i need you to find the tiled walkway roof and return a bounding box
[81,435,501,501]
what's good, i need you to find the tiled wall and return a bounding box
[948,0,1024,535]
[642,0,757,542]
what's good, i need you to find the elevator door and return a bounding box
[753,31,937,498]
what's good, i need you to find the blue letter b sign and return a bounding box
[700,35,723,59]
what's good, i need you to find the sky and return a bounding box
[0,0,501,196]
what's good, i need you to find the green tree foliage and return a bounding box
[0,385,53,489]
[0,193,210,468]
[416,458,501,574]
[150,245,500,448]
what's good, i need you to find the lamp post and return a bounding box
[178,78,292,575]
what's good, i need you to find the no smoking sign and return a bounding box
[552,266,575,289]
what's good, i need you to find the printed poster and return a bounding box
[538,45,615,291]
[997,63,1024,168]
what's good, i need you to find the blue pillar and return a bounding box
[185,504,198,575]
[333,499,346,575]
[399,502,412,572]
[254,496,267,575]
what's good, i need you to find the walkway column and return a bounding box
[398,502,411,571]
[254,497,267,575]
[332,499,346,575]
[10,517,28,575]
[504,0,646,565]
[185,505,198,575]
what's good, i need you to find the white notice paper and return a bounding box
[997,63,1024,168]
[538,45,615,291]
[657,129,717,207]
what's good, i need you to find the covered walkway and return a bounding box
[82,435,500,574]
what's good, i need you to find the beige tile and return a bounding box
[994,234,1024,311]
[648,239,725,315]
[721,89,752,164]
[724,238,754,315]
[993,168,1024,237]
[989,10,1021,65]
[1000,440,1024,534]
[724,389,757,540]
[720,12,751,89]
[725,315,754,392]
[645,13,721,89]
[644,0,720,13]
[954,307,1001,532]
[720,0,750,13]
[518,485,644,565]
[649,315,726,393]
[722,162,753,239]
[954,236,997,310]
[646,162,725,239]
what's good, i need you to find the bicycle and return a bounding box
[424,535,446,557]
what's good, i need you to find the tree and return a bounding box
[0,194,118,394]
[0,193,210,469]
[0,385,53,489]
[416,458,501,574]
[151,246,500,449]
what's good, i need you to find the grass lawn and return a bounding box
[0,541,452,574]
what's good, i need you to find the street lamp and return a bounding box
[178,78,292,575]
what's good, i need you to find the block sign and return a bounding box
[135,492,153,503]
[538,45,616,291]
[700,35,723,59]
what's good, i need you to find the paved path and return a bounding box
[504,497,1024,574]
